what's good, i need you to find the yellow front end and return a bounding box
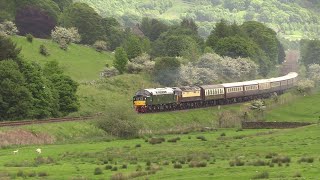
[134,101,146,106]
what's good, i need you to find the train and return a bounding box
[133,72,298,113]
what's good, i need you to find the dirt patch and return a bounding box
[0,129,55,147]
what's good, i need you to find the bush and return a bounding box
[135,144,141,148]
[167,137,181,143]
[94,167,103,175]
[252,171,269,179]
[17,170,25,177]
[111,167,118,171]
[100,67,119,78]
[229,158,245,167]
[251,159,267,166]
[105,165,112,170]
[0,20,19,35]
[149,137,165,145]
[121,164,128,169]
[26,34,33,43]
[173,163,182,169]
[111,173,128,180]
[196,136,207,141]
[95,103,141,138]
[51,26,80,44]
[189,161,207,168]
[265,152,278,159]
[296,79,315,95]
[93,40,108,52]
[38,172,48,177]
[39,44,49,56]
[271,156,290,164]
[298,157,314,163]
[59,39,68,51]
[220,132,226,136]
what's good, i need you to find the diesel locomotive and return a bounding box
[133,72,298,113]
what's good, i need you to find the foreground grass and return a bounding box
[0,125,319,179]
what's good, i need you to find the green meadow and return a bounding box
[1,36,319,179]
[0,125,319,179]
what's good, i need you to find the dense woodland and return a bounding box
[1,0,320,120]
[72,0,320,40]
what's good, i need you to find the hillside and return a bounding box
[75,0,320,40]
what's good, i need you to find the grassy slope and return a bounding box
[0,125,319,179]
[12,36,114,82]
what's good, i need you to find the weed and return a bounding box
[136,165,142,171]
[26,33,33,43]
[149,137,165,145]
[121,164,128,169]
[220,132,226,136]
[38,172,48,177]
[135,144,141,148]
[16,170,25,177]
[111,173,128,180]
[146,161,151,166]
[94,167,103,175]
[252,171,269,179]
[167,137,181,143]
[189,161,207,168]
[105,165,112,170]
[298,157,314,163]
[28,171,36,177]
[272,156,290,164]
[293,172,302,178]
[196,136,207,141]
[162,160,169,165]
[188,136,191,139]
[173,163,182,169]
[265,152,278,159]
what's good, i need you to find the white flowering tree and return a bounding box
[0,21,19,35]
[296,79,315,95]
[179,53,258,85]
[127,53,155,74]
[51,26,81,49]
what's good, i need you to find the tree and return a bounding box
[51,26,81,44]
[0,34,21,61]
[124,35,142,59]
[19,61,59,118]
[0,60,33,120]
[60,3,105,44]
[43,61,79,116]
[93,40,108,52]
[52,0,72,11]
[154,57,181,86]
[15,0,60,38]
[0,20,19,35]
[180,18,198,34]
[301,39,320,66]
[114,47,128,74]
[140,18,169,41]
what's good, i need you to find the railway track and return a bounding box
[0,115,99,127]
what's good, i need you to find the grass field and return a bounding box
[0,125,319,179]
[12,36,114,82]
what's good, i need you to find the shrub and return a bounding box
[28,171,36,177]
[105,165,112,170]
[94,167,103,175]
[135,144,141,148]
[0,20,19,35]
[252,171,269,179]
[95,103,141,138]
[251,159,267,166]
[229,158,245,167]
[26,33,33,43]
[100,67,119,78]
[93,40,108,52]
[293,172,302,178]
[265,152,278,159]
[59,39,68,51]
[173,163,182,169]
[167,137,181,143]
[220,132,226,136]
[196,136,207,141]
[298,157,314,163]
[38,172,48,177]
[111,167,118,171]
[51,26,80,45]
[296,79,315,95]
[271,156,290,164]
[162,160,170,165]
[146,160,151,166]
[149,137,165,145]
[136,165,142,171]
[121,164,127,169]
[16,170,25,177]
[111,173,128,180]
[39,45,49,56]
[189,161,207,168]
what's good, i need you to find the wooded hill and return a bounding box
[74,0,320,40]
